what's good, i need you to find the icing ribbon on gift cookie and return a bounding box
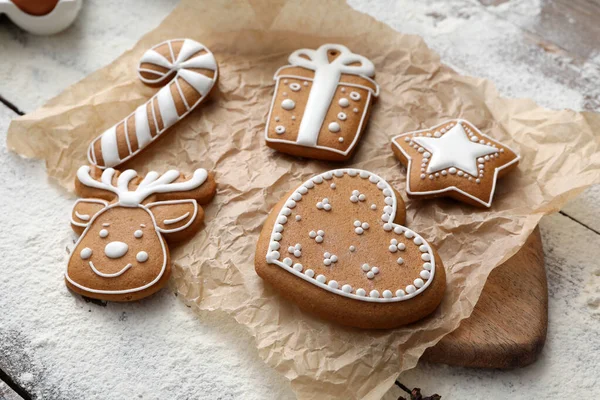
[288,45,376,147]
[87,39,218,169]
[66,166,216,301]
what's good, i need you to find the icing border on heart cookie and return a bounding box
[265,169,436,303]
[391,119,520,207]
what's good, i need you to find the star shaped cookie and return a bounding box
[391,119,520,207]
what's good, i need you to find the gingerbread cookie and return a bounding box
[264,44,380,161]
[391,119,520,207]
[87,38,219,169]
[66,165,216,302]
[255,169,445,329]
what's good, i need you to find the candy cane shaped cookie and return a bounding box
[88,39,219,169]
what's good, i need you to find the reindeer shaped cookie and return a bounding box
[67,166,216,301]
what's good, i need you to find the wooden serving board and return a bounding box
[422,227,547,368]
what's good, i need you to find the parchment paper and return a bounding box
[7,0,600,399]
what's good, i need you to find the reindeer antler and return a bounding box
[77,166,208,207]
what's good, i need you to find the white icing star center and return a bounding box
[413,123,497,176]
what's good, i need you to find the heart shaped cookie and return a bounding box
[255,169,445,329]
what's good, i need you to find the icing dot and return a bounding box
[341,88,346,93]
[356,288,366,297]
[275,125,286,134]
[134,230,143,238]
[414,237,423,245]
[281,99,296,110]
[423,262,432,270]
[99,229,108,238]
[369,290,380,298]
[449,168,457,175]
[361,263,370,272]
[267,251,280,261]
[383,290,393,299]
[361,222,369,230]
[289,83,301,91]
[315,236,324,243]
[414,278,425,288]
[292,193,302,201]
[349,245,356,252]
[350,91,361,101]
[355,227,364,235]
[283,257,293,266]
[404,231,414,239]
[328,280,339,289]
[316,274,326,283]
[309,230,317,238]
[317,230,325,237]
[397,257,404,265]
[305,269,315,278]
[420,270,431,280]
[394,226,403,234]
[367,271,375,279]
[422,253,432,261]
[342,284,352,293]
[303,81,309,86]
[337,112,347,121]
[330,183,336,189]
[477,157,485,163]
[275,117,280,122]
[406,285,416,294]
[371,267,379,274]
[419,245,429,252]
[371,204,377,210]
[328,122,341,133]
[339,98,349,107]
[270,242,280,251]
[80,247,92,260]
[396,289,405,297]
[293,263,303,272]
[136,251,149,263]
[353,108,359,113]
[338,137,344,143]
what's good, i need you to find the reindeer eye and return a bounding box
[134,230,143,239]
[136,251,149,263]
[99,229,108,238]
[80,247,92,260]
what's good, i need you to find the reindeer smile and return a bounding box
[88,261,132,278]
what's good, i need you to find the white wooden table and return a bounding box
[1,1,599,399]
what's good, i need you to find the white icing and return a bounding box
[87,39,218,169]
[99,229,108,238]
[80,247,92,260]
[164,211,190,225]
[328,122,341,133]
[104,241,129,259]
[75,211,90,221]
[77,166,207,207]
[275,125,286,134]
[136,251,149,263]
[265,168,436,303]
[281,99,295,110]
[289,83,301,91]
[337,112,347,121]
[338,98,349,107]
[350,91,361,101]
[89,261,132,278]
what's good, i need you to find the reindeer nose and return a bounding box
[105,241,129,259]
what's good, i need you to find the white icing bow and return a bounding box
[288,44,375,78]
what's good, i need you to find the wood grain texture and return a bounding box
[423,227,547,368]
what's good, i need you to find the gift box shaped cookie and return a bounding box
[265,44,380,161]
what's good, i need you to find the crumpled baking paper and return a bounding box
[7,0,600,398]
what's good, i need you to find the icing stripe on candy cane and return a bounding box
[87,39,219,169]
